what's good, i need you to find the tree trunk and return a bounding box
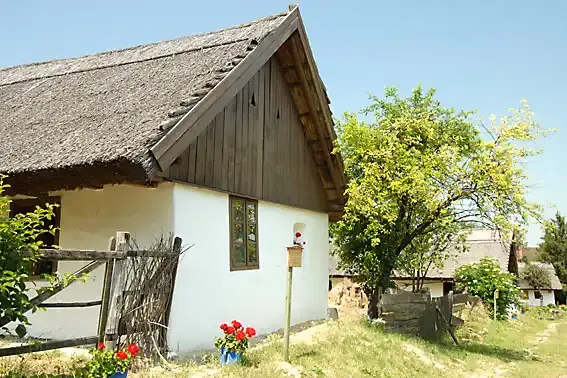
[365,287,380,319]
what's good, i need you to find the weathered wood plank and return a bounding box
[39,300,102,308]
[235,91,243,193]
[213,111,224,189]
[257,64,266,197]
[289,34,343,199]
[0,259,105,329]
[226,99,236,192]
[0,336,101,357]
[97,237,117,342]
[263,58,275,200]
[151,12,300,168]
[30,248,176,260]
[177,148,190,182]
[241,80,250,195]
[195,134,207,186]
[105,232,130,347]
[205,118,216,188]
[248,73,258,197]
[160,236,182,346]
[187,143,197,183]
[381,293,430,305]
[168,157,181,180]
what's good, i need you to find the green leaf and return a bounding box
[15,324,27,338]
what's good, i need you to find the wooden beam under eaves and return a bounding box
[289,33,343,202]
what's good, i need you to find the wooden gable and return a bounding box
[168,56,328,212]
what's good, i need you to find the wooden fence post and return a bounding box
[97,236,117,342]
[105,232,130,349]
[159,236,182,348]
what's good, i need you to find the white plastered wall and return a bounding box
[168,183,329,353]
[522,289,556,306]
[394,280,445,298]
[21,183,174,340]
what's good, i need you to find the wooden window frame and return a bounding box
[10,196,61,278]
[229,196,259,271]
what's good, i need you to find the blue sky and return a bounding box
[1,1,564,246]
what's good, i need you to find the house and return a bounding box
[1,6,346,352]
[518,247,541,262]
[330,230,514,298]
[518,262,562,306]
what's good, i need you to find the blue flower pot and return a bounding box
[220,347,241,365]
[110,370,128,378]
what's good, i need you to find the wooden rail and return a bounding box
[0,334,117,357]
[30,248,179,261]
[39,300,102,308]
[0,259,105,329]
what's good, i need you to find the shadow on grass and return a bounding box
[295,350,319,359]
[454,342,534,362]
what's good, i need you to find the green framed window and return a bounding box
[229,196,259,271]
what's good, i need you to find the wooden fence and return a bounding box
[0,231,183,358]
[381,291,480,343]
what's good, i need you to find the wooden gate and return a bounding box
[0,231,184,358]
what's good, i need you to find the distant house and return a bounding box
[330,230,562,304]
[1,6,346,352]
[518,247,541,262]
[518,262,562,306]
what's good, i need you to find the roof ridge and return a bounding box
[0,11,288,86]
[0,37,251,88]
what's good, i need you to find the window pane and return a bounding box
[247,202,257,224]
[247,224,256,243]
[247,241,258,264]
[232,199,245,222]
[234,244,246,265]
[233,223,244,245]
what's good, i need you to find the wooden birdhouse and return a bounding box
[287,246,303,268]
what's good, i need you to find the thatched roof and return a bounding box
[0,12,287,194]
[329,229,513,279]
[518,262,563,290]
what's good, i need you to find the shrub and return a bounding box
[0,177,57,337]
[455,257,521,320]
[215,320,256,355]
[81,342,140,377]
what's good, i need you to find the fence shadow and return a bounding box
[430,338,535,363]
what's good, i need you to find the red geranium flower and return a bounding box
[235,330,246,341]
[127,343,140,357]
[226,326,235,334]
[116,351,128,360]
[231,320,242,329]
[245,327,256,337]
[220,323,229,331]
[97,342,106,351]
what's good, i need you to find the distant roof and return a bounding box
[329,229,512,279]
[518,262,562,290]
[0,11,287,194]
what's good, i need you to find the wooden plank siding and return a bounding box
[167,56,327,213]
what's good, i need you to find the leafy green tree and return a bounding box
[522,263,552,289]
[539,212,567,285]
[332,86,546,317]
[0,177,57,337]
[455,258,521,320]
[397,224,469,292]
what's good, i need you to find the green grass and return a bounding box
[3,311,567,377]
[149,312,567,378]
